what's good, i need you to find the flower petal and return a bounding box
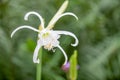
[46,0,68,29]
[11,25,40,38]
[53,31,78,46]
[24,11,45,29]
[33,40,42,63]
[57,45,68,65]
[58,12,78,20]
[46,12,78,30]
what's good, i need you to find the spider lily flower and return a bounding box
[11,0,78,65]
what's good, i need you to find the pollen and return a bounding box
[44,43,53,50]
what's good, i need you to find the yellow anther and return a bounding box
[44,43,52,50]
[42,32,49,38]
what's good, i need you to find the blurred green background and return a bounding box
[0,0,120,80]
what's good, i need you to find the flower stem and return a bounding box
[36,48,42,80]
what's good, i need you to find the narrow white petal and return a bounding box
[46,0,68,29]
[46,12,78,30]
[53,31,78,46]
[33,41,42,63]
[57,45,68,65]
[58,12,78,21]
[11,25,40,38]
[24,11,44,28]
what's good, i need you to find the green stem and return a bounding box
[36,48,42,80]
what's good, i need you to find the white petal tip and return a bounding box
[76,16,79,20]
[24,13,29,21]
[72,13,78,20]
[10,33,14,38]
[10,35,13,38]
[24,17,28,21]
[63,61,67,66]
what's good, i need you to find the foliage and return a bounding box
[0,0,120,80]
[69,50,78,80]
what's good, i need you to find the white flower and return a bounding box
[11,0,79,65]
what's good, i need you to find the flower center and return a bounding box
[42,32,50,38]
[44,43,52,50]
[38,30,60,51]
[40,31,53,50]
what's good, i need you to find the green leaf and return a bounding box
[69,50,78,80]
